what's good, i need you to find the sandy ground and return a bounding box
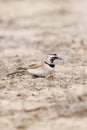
[0,0,87,130]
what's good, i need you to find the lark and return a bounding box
[7,54,62,78]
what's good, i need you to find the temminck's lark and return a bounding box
[7,54,62,78]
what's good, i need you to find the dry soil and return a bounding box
[0,0,87,130]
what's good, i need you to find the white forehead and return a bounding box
[49,54,57,57]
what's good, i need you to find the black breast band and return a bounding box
[44,61,55,68]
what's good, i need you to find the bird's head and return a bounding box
[47,53,62,64]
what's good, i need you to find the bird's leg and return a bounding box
[46,74,54,80]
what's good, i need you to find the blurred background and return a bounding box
[0,0,87,47]
[0,0,87,55]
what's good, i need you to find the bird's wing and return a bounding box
[29,60,43,69]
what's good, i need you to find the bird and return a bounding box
[7,53,62,78]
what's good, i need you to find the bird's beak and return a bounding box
[57,57,62,60]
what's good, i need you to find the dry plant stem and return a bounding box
[7,70,26,76]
